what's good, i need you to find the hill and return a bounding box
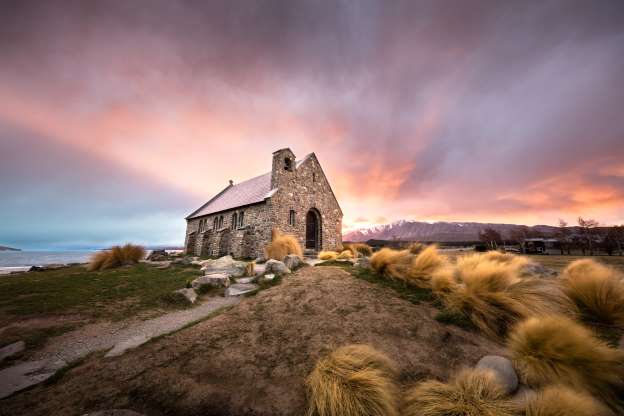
[0,245,20,251]
[343,220,559,242]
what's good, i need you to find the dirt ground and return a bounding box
[0,265,502,416]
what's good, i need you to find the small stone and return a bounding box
[236,276,255,284]
[0,341,25,361]
[265,259,291,276]
[263,273,275,281]
[283,254,303,270]
[174,288,197,304]
[476,355,518,395]
[192,274,230,289]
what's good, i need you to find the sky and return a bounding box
[1,0,624,249]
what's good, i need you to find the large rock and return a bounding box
[264,259,291,276]
[174,288,197,304]
[192,273,230,289]
[200,255,248,277]
[283,254,303,270]
[476,355,518,395]
[225,283,259,297]
[0,341,25,361]
[146,249,168,261]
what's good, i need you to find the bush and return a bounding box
[387,245,446,289]
[87,243,146,271]
[337,250,354,260]
[265,229,303,261]
[403,368,517,416]
[509,315,624,411]
[306,344,399,416]
[343,243,373,257]
[525,385,611,416]
[370,248,410,275]
[318,251,339,260]
[407,242,426,255]
[561,259,624,331]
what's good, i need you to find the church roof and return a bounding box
[186,172,275,219]
[186,153,313,219]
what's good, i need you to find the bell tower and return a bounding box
[271,148,296,188]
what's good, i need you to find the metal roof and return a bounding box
[187,172,274,219]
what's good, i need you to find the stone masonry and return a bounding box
[184,148,343,258]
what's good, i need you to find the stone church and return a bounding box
[184,148,343,258]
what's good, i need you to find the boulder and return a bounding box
[225,283,259,297]
[283,254,304,270]
[0,341,25,361]
[475,355,518,395]
[146,249,168,261]
[354,257,371,269]
[264,259,291,276]
[201,255,247,277]
[192,273,230,289]
[174,288,197,304]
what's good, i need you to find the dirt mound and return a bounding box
[1,266,502,416]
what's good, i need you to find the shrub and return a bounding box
[343,243,373,257]
[561,259,624,330]
[370,248,410,276]
[318,251,339,260]
[399,245,446,289]
[403,368,517,416]
[509,315,624,411]
[407,242,426,255]
[87,243,146,271]
[265,229,303,261]
[306,344,399,416]
[525,385,611,416]
[337,250,354,260]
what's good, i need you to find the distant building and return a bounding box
[184,148,343,258]
[521,238,560,254]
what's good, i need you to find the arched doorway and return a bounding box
[306,209,322,250]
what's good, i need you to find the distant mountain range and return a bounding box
[343,220,560,242]
[0,245,20,251]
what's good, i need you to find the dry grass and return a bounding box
[87,244,146,271]
[306,344,399,416]
[509,315,624,411]
[337,250,355,260]
[343,243,373,257]
[525,385,612,416]
[265,228,303,261]
[561,259,624,330]
[370,248,411,275]
[407,242,426,255]
[244,261,255,277]
[387,245,446,289]
[437,253,573,339]
[403,368,517,416]
[318,251,339,260]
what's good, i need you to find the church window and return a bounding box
[231,213,237,230]
[284,157,293,171]
[213,217,218,231]
[289,210,296,226]
[239,211,244,227]
[218,216,224,229]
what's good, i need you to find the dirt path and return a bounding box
[1,265,503,416]
[0,296,239,399]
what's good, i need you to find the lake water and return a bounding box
[0,251,95,274]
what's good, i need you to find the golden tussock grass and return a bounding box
[509,315,624,411]
[244,261,255,277]
[343,243,373,257]
[407,242,426,255]
[561,259,624,330]
[318,251,339,260]
[265,228,303,261]
[438,253,573,339]
[88,243,146,271]
[525,385,612,416]
[387,245,446,289]
[403,368,517,416]
[370,248,411,275]
[306,344,399,416]
[337,250,354,259]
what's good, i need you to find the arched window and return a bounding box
[218,216,224,229]
[213,217,218,231]
[284,157,293,171]
[289,209,296,226]
[231,212,237,229]
[239,211,244,227]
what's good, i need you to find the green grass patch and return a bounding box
[316,260,353,268]
[434,309,477,331]
[0,263,203,321]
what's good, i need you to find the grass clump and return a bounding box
[343,243,373,257]
[306,344,399,416]
[434,309,477,331]
[265,228,303,261]
[561,259,624,339]
[388,245,446,289]
[337,250,354,260]
[370,248,411,276]
[88,243,146,271]
[509,315,624,412]
[403,368,517,416]
[319,251,339,260]
[525,385,611,416]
